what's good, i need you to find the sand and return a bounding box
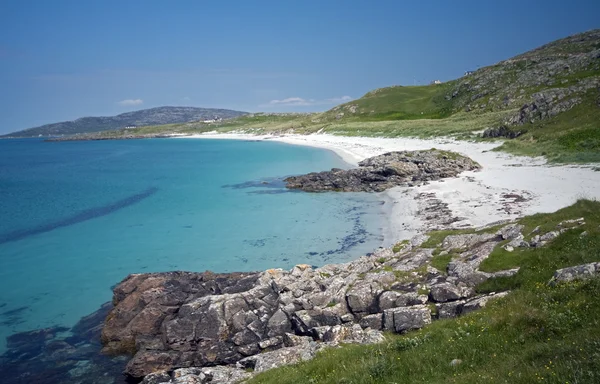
[182,133,600,246]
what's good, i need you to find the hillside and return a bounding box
[1,106,247,138]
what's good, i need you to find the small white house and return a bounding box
[431,80,442,85]
[125,125,136,129]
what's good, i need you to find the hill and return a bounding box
[1,106,247,138]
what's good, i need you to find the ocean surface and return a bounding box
[0,137,385,352]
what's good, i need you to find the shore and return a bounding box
[181,132,600,245]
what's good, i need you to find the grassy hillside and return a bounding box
[496,90,600,163]
[248,199,600,384]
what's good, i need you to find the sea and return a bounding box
[0,137,386,359]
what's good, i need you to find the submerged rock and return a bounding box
[284,149,481,192]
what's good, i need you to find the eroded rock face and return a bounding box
[284,150,481,192]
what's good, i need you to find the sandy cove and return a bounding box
[179,133,600,246]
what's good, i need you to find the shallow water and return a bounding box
[0,138,385,352]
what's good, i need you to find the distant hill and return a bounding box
[2,106,247,137]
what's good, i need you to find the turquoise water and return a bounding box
[0,138,384,351]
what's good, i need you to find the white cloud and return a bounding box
[118,99,144,106]
[263,95,353,108]
[268,97,313,106]
[326,95,352,103]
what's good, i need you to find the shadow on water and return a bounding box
[0,187,159,245]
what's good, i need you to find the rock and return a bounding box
[345,282,381,314]
[359,313,383,330]
[497,224,524,240]
[429,283,474,303]
[383,305,432,333]
[531,231,560,247]
[549,262,600,285]
[482,125,526,139]
[238,344,318,373]
[442,233,498,251]
[450,359,463,367]
[491,268,520,278]
[285,149,481,192]
[142,371,171,384]
[462,292,510,315]
[436,300,466,319]
[202,366,253,384]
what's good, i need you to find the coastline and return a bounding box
[180,132,600,245]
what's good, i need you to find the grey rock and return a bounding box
[383,305,432,333]
[359,313,383,330]
[436,300,466,319]
[442,233,498,251]
[285,150,481,193]
[201,366,253,384]
[497,224,524,240]
[142,371,171,384]
[462,292,510,315]
[429,283,474,303]
[238,344,317,373]
[549,262,600,284]
[345,282,381,314]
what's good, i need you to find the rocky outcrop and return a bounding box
[97,215,590,382]
[549,262,600,285]
[99,221,543,382]
[284,150,481,192]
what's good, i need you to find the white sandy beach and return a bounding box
[182,132,600,246]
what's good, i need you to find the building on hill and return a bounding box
[124,125,136,129]
[464,71,475,76]
[431,80,442,85]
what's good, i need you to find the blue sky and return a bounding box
[0,0,598,133]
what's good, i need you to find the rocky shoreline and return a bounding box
[284,149,481,192]
[99,220,576,383]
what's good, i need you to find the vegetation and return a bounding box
[496,91,600,163]
[248,199,600,384]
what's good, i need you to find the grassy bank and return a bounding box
[495,92,600,163]
[248,199,600,384]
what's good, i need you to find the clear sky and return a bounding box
[0,0,598,133]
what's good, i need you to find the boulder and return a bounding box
[549,262,600,285]
[285,150,481,192]
[383,305,432,333]
[429,283,474,303]
[462,292,510,315]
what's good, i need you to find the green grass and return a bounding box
[496,90,600,163]
[248,200,600,384]
[430,254,453,273]
[320,83,457,122]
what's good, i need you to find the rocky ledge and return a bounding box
[97,217,588,383]
[284,149,481,192]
